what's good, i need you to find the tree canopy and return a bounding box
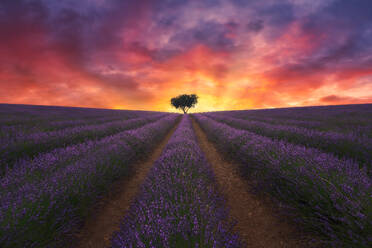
[170,94,198,114]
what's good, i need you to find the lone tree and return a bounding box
[170,94,198,114]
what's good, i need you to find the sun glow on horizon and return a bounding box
[0,0,371,110]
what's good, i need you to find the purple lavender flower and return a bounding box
[0,113,168,173]
[194,113,372,247]
[204,112,372,172]
[0,114,179,248]
[111,115,242,248]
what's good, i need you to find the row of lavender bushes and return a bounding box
[0,113,166,173]
[2,112,165,148]
[235,115,372,137]
[223,113,326,131]
[0,114,179,248]
[221,104,372,137]
[0,115,133,139]
[194,114,372,248]
[111,115,242,248]
[0,104,149,123]
[0,104,159,144]
[1,115,169,193]
[222,104,372,122]
[0,108,160,138]
[0,104,118,117]
[205,113,372,173]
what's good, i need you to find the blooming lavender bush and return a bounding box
[220,104,372,137]
[1,115,169,192]
[0,107,163,139]
[0,104,161,148]
[0,113,167,173]
[0,115,131,139]
[0,114,179,248]
[111,115,242,248]
[205,113,372,172]
[0,104,149,126]
[220,113,328,130]
[194,114,372,248]
[222,104,372,121]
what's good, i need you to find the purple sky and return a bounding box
[1,0,372,111]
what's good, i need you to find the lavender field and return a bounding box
[0,104,371,248]
[195,104,372,247]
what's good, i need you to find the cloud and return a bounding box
[320,94,372,104]
[0,0,372,111]
[246,20,264,32]
[168,20,238,52]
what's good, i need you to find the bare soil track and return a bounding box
[75,119,180,248]
[191,117,320,248]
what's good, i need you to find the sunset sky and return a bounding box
[1,0,372,112]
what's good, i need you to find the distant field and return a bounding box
[0,104,371,248]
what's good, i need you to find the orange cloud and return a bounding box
[1,0,372,111]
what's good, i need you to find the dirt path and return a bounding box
[75,119,180,248]
[191,118,318,248]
